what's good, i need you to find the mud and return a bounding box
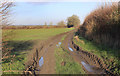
[62,29,114,75]
[24,30,73,75]
[24,29,114,75]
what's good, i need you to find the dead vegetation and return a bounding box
[78,2,120,49]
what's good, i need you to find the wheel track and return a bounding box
[62,30,114,75]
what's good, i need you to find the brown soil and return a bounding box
[24,29,113,75]
[24,30,72,75]
[62,29,114,75]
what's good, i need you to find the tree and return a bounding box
[57,21,66,26]
[67,15,80,28]
[0,0,15,59]
[0,0,14,26]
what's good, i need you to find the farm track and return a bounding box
[24,29,114,75]
[62,30,114,75]
[24,30,72,75]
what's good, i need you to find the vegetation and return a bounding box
[73,35,120,74]
[2,25,68,29]
[3,28,73,41]
[57,21,66,26]
[78,3,120,49]
[0,0,14,26]
[76,2,120,75]
[55,35,85,74]
[2,28,73,74]
[1,1,15,75]
[67,15,80,28]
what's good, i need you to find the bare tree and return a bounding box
[0,0,14,59]
[0,0,14,26]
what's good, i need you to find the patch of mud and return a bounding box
[24,30,74,75]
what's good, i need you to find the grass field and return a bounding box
[2,28,74,74]
[55,35,85,74]
[3,28,73,41]
[73,35,120,74]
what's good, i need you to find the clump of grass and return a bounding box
[2,51,28,74]
[55,47,85,74]
[78,2,120,49]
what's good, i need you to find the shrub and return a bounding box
[78,2,120,49]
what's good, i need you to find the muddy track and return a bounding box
[24,30,73,75]
[62,30,114,75]
[24,29,114,75]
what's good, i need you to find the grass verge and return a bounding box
[73,35,120,74]
[2,51,28,74]
[55,35,85,74]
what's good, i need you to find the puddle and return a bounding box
[68,47,74,51]
[81,61,105,74]
[56,42,62,47]
[68,43,74,52]
[58,42,61,45]
[81,61,94,72]
[39,56,44,67]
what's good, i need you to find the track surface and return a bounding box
[25,29,112,75]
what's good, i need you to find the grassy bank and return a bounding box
[73,35,120,74]
[55,35,85,74]
[2,28,74,74]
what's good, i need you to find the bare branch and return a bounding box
[0,0,14,26]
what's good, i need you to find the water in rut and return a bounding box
[39,56,44,67]
[81,61,106,74]
[56,42,62,47]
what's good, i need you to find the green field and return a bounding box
[3,28,73,41]
[2,28,74,74]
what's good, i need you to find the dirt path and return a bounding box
[24,31,72,74]
[36,33,66,74]
[62,29,113,74]
[24,29,113,75]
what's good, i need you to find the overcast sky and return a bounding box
[10,1,118,25]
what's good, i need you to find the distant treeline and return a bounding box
[2,25,67,29]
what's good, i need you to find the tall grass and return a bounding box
[78,2,120,49]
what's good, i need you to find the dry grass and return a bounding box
[79,2,120,49]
